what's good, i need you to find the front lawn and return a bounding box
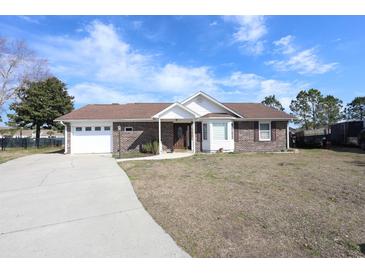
[120,148,365,257]
[0,147,63,164]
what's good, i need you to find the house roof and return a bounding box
[181,91,243,118]
[13,129,33,137]
[55,97,294,121]
[224,103,294,119]
[55,103,172,121]
[152,102,199,118]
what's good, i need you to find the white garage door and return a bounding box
[71,124,112,154]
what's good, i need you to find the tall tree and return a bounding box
[0,37,48,121]
[306,89,323,129]
[289,90,312,129]
[319,95,343,127]
[261,95,284,111]
[344,96,365,120]
[290,89,325,129]
[8,77,74,147]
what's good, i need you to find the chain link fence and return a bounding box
[1,137,64,151]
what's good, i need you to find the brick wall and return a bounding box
[234,121,287,152]
[65,122,71,154]
[112,121,174,153]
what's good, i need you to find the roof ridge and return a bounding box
[89,102,172,105]
[223,102,262,104]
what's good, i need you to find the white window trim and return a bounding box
[124,127,133,132]
[259,121,271,141]
[212,122,228,141]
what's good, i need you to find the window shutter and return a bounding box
[271,121,276,141]
[234,122,239,142]
[254,121,259,141]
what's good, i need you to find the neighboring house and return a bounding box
[1,128,64,139]
[12,129,33,138]
[39,130,64,139]
[55,91,294,154]
[0,126,15,138]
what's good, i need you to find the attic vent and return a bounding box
[197,97,203,103]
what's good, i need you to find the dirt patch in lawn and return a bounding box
[120,149,365,257]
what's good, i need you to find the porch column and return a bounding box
[192,119,196,153]
[158,118,162,154]
[287,121,290,150]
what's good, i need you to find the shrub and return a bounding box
[141,140,159,155]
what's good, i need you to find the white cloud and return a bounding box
[267,35,338,74]
[18,16,40,24]
[32,20,305,107]
[37,20,152,85]
[209,21,218,26]
[224,16,267,55]
[131,20,143,29]
[273,35,295,54]
[69,83,154,104]
[154,64,218,95]
[221,71,308,109]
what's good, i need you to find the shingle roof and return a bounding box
[56,102,294,121]
[224,103,294,119]
[55,103,172,120]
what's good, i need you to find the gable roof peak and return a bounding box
[181,91,243,118]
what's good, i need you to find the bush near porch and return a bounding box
[120,148,365,257]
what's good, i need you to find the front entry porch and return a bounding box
[153,102,199,155]
[173,123,192,151]
[158,119,196,154]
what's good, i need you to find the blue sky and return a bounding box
[0,16,364,123]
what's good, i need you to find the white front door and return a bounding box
[71,124,112,154]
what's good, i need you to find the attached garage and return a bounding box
[71,122,112,154]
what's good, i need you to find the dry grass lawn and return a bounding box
[0,147,63,164]
[120,148,365,257]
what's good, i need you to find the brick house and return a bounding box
[55,91,294,154]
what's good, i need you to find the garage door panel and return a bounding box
[71,125,112,154]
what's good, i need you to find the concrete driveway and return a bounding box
[0,153,188,257]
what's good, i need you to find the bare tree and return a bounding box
[0,37,49,119]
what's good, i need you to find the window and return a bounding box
[259,122,271,141]
[202,123,208,140]
[212,122,228,140]
[85,127,92,131]
[95,126,101,131]
[75,127,82,132]
[124,127,133,132]
[104,126,110,131]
